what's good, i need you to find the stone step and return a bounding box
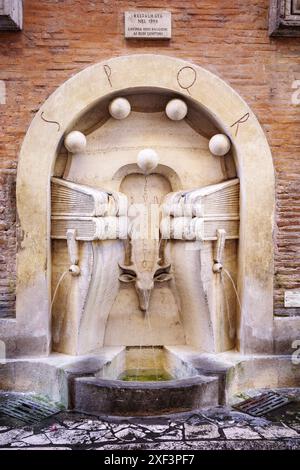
[164,347,235,405]
[190,357,234,405]
[73,374,219,416]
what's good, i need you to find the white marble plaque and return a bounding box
[284,289,300,308]
[125,11,171,39]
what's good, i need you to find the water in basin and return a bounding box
[118,368,174,382]
[98,346,198,383]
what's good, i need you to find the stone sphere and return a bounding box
[209,134,231,156]
[109,97,131,120]
[137,148,159,174]
[64,131,86,153]
[165,99,188,121]
[69,265,81,276]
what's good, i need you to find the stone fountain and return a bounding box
[0,55,298,416]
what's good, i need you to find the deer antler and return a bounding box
[122,237,132,266]
[158,238,168,266]
[118,262,135,274]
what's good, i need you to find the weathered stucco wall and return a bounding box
[0,0,299,319]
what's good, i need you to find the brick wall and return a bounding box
[0,0,299,317]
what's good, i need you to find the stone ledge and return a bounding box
[74,374,219,416]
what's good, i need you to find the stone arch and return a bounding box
[15,54,275,355]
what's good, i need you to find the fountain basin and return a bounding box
[1,350,299,416]
[73,346,219,416]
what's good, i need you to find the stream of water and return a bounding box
[51,270,69,344]
[220,267,242,340]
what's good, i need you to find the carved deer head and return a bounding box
[119,239,172,312]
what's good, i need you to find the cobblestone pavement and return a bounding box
[0,389,300,450]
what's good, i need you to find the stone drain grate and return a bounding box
[233,391,290,417]
[0,396,61,425]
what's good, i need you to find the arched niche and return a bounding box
[15,54,275,356]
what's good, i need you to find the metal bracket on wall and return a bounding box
[269,0,300,36]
